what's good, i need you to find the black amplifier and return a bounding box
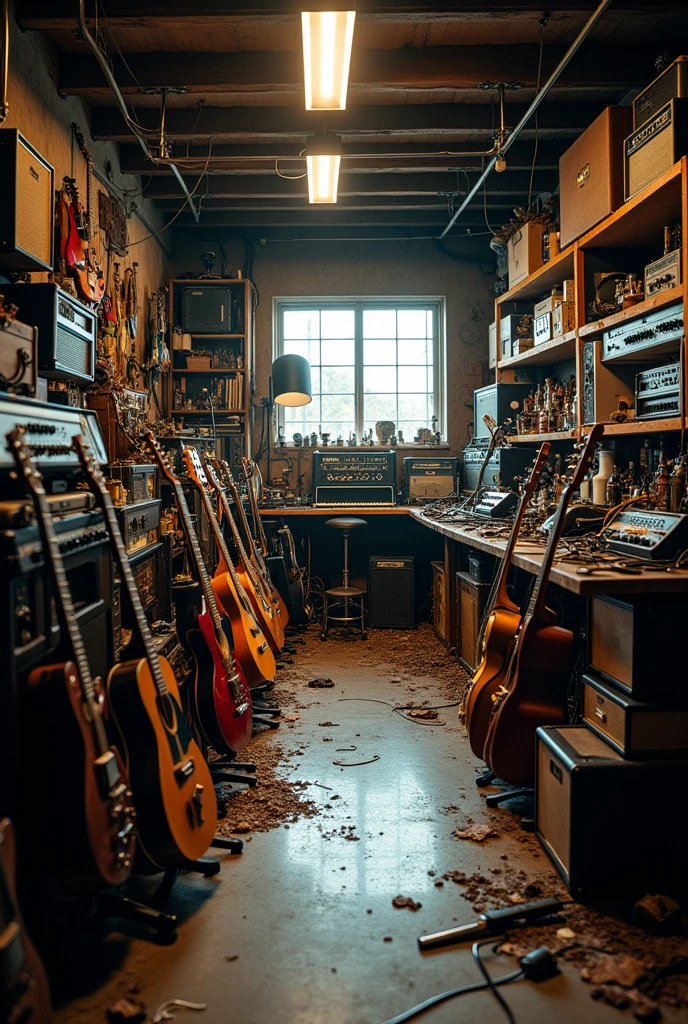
[462,443,536,493]
[312,450,397,506]
[402,456,458,503]
[108,463,158,504]
[114,499,162,556]
[0,283,96,383]
[368,555,414,628]
[602,302,683,362]
[601,508,688,559]
[635,362,681,419]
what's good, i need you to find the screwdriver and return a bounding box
[418,896,564,950]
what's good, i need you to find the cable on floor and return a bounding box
[473,939,518,1024]
[337,696,462,727]
[375,966,524,1024]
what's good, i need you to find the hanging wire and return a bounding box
[127,140,213,246]
[275,152,308,180]
[527,17,547,211]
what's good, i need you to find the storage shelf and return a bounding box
[182,334,245,340]
[499,330,576,369]
[172,409,245,415]
[172,368,240,374]
[578,286,683,338]
[589,417,683,436]
[497,245,576,305]
[510,430,578,443]
[579,159,684,250]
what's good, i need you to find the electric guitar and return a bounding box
[144,432,253,754]
[7,429,135,891]
[462,415,509,508]
[183,447,276,687]
[58,177,105,307]
[0,818,53,1024]
[204,456,285,653]
[72,124,106,305]
[462,442,551,759]
[74,435,218,866]
[483,425,605,787]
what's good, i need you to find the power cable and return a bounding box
[126,141,213,246]
[473,940,518,1024]
[376,965,524,1024]
[527,17,547,212]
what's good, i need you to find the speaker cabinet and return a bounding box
[625,99,688,199]
[181,285,236,333]
[0,130,54,272]
[455,571,490,674]
[368,555,414,628]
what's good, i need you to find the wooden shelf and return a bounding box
[499,330,576,369]
[497,245,576,305]
[172,409,244,415]
[172,368,240,375]
[579,159,684,250]
[578,286,683,338]
[183,334,245,340]
[510,430,578,443]
[585,417,684,436]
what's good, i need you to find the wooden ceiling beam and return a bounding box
[153,195,517,211]
[170,209,490,228]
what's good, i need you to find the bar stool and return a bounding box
[321,517,367,640]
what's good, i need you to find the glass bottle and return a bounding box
[654,446,671,511]
[605,466,622,506]
[670,454,687,513]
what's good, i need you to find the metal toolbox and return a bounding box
[582,672,688,758]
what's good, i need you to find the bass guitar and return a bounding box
[7,429,135,892]
[463,442,551,759]
[183,447,276,687]
[0,818,53,1024]
[203,456,285,653]
[144,433,253,754]
[483,425,605,787]
[74,435,218,866]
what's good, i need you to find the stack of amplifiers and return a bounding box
[462,443,536,493]
[635,361,680,419]
[108,463,158,504]
[601,302,683,362]
[312,451,397,506]
[402,456,457,503]
[115,499,164,624]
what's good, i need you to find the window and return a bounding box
[274,298,444,444]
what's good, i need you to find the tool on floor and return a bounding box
[417,896,564,950]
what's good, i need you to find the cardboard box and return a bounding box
[553,301,576,336]
[534,313,552,345]
[185,355,212,371]
[508,222,545,288]
[534,296,557,320]
[512,335,535,355]
[563,279,576,302]
[500,314,531,358]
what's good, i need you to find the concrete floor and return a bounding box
[56,626,650,1024]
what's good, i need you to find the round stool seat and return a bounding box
[327,584,366,598]
[325,517,367,530]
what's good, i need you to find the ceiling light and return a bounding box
[301,10,356,110]
[306,135,342,204]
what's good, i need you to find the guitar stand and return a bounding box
[211,835,244,854]
[484,786,535,832]
[475,768,495,788]
[210,767,257,788]
[252,713,280,730]
[213,757,257,772]
[282,641,297,655]
[252,701,281,716]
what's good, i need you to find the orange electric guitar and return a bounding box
[205,457,285,653]
[462,442,551,759]
[483,425,605,787]
[182,447,276,688]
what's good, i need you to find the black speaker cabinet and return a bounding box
[368,555,414,628]
[0,130,54,272]
[536,725,688,898]
[181,285,236,334]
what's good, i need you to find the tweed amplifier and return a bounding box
[635,362,680,419]
[633,55,688,128]
[601,302,683,362]
[0,317,37,397]
[402,456,457,503]
[582,672,688,759]
[0,130,54,272]
[108,463,158,504]
[536,725,688,897]
[624,99,688,200]
[312,450,396,506]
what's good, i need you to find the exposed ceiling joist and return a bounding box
[170,209,493,228]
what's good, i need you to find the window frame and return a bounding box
[272,295,446,443]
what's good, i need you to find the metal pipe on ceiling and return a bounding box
[76,0,200,224]
[439,0,615,239]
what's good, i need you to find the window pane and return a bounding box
[321,309,355,339]
[364,366,396,393]
[397,339,428,365]
[398,309,429,339]
[364,338,396,364]
[398,394,429,421]
[364,394,397,422]
[283,310,319,340]
[321,366,354,393]
[397,366,427,393]
[321,338,355,365]
[284,338,320,363]
[321,394,354,423]
[363,309,396,338]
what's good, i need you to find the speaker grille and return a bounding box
[55,324,92,376]
[16,137,52,268]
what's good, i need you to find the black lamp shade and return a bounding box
[272,354,312,407]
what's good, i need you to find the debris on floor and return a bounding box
[455,824,496,842]
[105,999,147,1023]
[308,677,334,687]
[392,895,423,912]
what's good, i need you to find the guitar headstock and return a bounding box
[72,434,106,490]
[569,424,605,491]
[201,454,223,493]
[143,432,180,486]
[71,122,89,161]
[522,442,551,498]
[6,428,44,496]
[182,446,208,488]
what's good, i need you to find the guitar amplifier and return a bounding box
[128,543,164,623]
[582,672,688,759]
[536,725,688,897]
[462,443,536,493]
[633,55,688,128]
[312,450,397,506]
[114,499,161,556]
[634,362,681,419]
[180,284,238,334]
[108,464,158,504]
[0,130,54,272]
[0,318,37,397]
[0,283,96,384]
[368,555,414,628]
[402,457,457,503]
[624,99,688,199]
[601,302,683,362]
[600,508,688,560]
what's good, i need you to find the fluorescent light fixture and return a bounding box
[306,135,342,204]
[301,10,356,110]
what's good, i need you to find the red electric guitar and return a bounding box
[144,432,253,755]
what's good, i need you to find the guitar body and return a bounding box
[211,569,276,686]
[106,655,217,866]
[464,603,522,759]
[23,661,135,892]
[0,818,53,1024]
[194,607,253,751]
[235,562,285,653]
[483,614,571,787]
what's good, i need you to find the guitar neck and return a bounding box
[527,483,572,621]
[172,477,226,636]
[243,460,269,553]
[190,474,255,618]
[221,462,264,567]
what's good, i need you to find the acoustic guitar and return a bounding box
[462,442,551,759]
[74,435,218,866]
[7,429,135,892]
[0,818,53,1024]
[144,433,253,754]
[183,447,276,687]
[483,425,605,787]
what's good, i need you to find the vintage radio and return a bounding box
[507,222,545,289]
[0,284,96,384]
[644,249,682,297]
[0,317,37,397]
[0,130,54,272]
[108,463,158,504]
[312,450,397,506]
[634,361,680,419]
[559,106,632,248]
[114,499,161,556]
[368,555,414,628]
[590,593,688,699]
[455,571,491,675]
[582,672,688,759]
[624,99,688,200]
[402,457,457,503]
[87,387,148,462]
[536,725,688,897]
[462,443,536,493]
[633,55,688,128]
[600,508,688,562]
[602,301,683,362]
[473,383,532,439]
[180,284,239,334]
[473,489,518,519]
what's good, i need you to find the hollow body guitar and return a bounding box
[204,457,285,653]
[463,442,551,759]
[183,448,276,687]
[483,425,605,787]
[144,433,253,754]
[6,429,135,892]
[74,436,217,866]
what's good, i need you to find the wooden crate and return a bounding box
[455,571,491,674]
